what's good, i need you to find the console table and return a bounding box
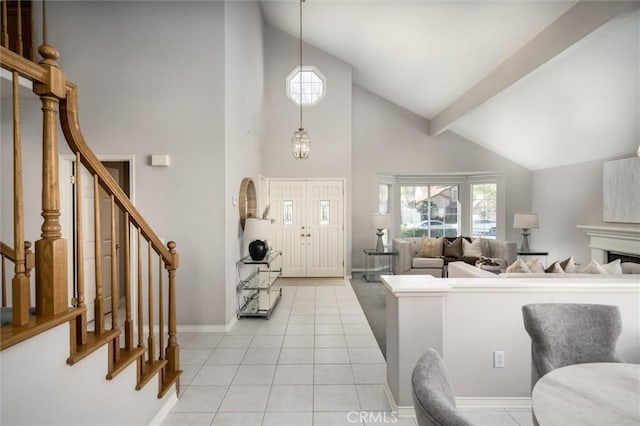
[236,251,282,319]
[362,249,397,282]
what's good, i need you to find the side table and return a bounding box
[363,249,398,282]
[518,250,549,265]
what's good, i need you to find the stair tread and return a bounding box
[107,346,145,380]
[136,358,167,390]
[158,369,183,398]
[67,329,119,365]
[1,308,83,350]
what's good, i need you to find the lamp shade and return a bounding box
[244,218,272,241]
[370,213,390,230]
[513,213,539,229]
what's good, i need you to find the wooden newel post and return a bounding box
[34,44,68,317]
[165,241,180,375]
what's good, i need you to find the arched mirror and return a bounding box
[239,177,257,230]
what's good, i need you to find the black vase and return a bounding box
[249,240,268,261]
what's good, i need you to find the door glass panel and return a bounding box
[319,200,330,225]
[282,200,293,225]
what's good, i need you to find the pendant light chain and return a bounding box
[299,0,304,130]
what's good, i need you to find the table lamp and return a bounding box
[370,213,390,252]
[244,218,273,260]
[514,213,539,252]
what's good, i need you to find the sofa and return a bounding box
[392,236,517,278]
[448,260,640,278]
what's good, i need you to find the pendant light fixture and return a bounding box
[291,0,310,160]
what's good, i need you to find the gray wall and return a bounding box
[46,1,227,325]
[531,154,639,265]
[224,1,265,323]
[262,24,353,272]
[351,85,532,268]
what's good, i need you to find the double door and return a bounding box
[269,180,344,277]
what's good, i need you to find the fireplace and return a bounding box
[607,252,640,265]
[577,225,640,264]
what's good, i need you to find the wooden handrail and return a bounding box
[60,84,174,267]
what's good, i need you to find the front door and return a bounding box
[269,180,344,277]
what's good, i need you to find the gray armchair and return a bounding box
[521,303,623,389]
[411,349,472,426]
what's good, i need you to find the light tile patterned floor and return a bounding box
[162,279,532,426]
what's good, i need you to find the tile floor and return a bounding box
[161,279,532,426]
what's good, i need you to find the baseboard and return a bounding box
[177,316,238,333]
[455,397,531,409]
[383,384,531,418]
[383,383,415,418]
[148,392,178,425]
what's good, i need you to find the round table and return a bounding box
[532,363,640,425]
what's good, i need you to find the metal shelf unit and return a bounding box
[236,251,282,319]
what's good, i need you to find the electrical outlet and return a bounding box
[494,351,505,368]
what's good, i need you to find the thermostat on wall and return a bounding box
[151,154,171,167]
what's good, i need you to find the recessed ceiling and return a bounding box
[261,1,639,171]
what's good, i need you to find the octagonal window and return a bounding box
[286,66,326,106]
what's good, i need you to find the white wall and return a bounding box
[224,1,265,323]
[0,323,174,425]
[262,24,353,273]
[352,85,532,268]
[44,1,226,325]
[531,155,639,265]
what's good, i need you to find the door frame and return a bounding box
[266,177,347,278]
[59,154,137,324]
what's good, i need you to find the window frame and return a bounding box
[285,65,327,106]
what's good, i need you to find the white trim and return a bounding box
[177,315,238,333]
[383,383,415,418]
[456,397,532,409]
[148,392,178,426]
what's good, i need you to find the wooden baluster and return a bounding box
[137,231,143,349]
[158,256,164,361]
[110,195,119,362]
[1,0,8,48]
[93,175,104,334]
[165,241,180,381]
[34,43,67,317]
[29,0,34,59]
[74,153,87,344]
[147,241,155,362]
[1,253,6,308]
[24,241,33,279]
[123,213,133,351]
[12,71,29,326]
[16,0,22,56]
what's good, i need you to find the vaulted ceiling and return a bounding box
[261,1,639,171]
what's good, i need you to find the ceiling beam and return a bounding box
[429,1,640,137]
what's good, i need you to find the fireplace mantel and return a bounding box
[577,225,640,262]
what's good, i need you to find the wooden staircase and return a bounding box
[1,0,181,401]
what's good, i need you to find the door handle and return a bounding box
[307,234,311,237]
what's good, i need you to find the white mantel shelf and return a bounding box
[577,224,640,261]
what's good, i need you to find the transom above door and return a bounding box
[269,180,345,277]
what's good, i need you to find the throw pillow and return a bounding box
[506,258,531,273]
[578,259,608,274]
[603,259,623,274]
[479,238,492,257]
[417,236,443,258]
[559,256,577,273]
[546,262,565,274]
[526,258,545,273]
[462,238,483,257]
[443,237,463,258]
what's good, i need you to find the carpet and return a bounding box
[350,274,387,359]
